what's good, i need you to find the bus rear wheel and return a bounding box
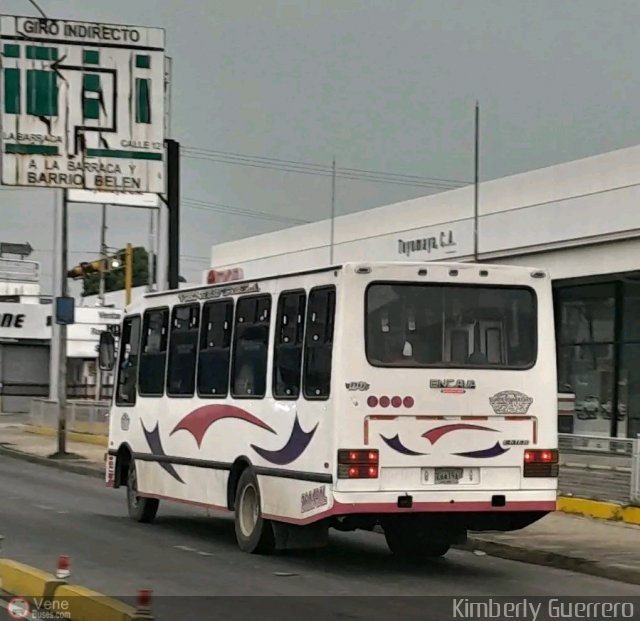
[234,468,275,554]
[384,523,450,560]
[126,459,159,523]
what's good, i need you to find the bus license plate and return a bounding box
[435,468,463,484]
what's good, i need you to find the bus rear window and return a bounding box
[365,283,537,369]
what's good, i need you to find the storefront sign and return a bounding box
[0,303,50,339]
[398,229,457,258]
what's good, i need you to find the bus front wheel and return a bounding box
[234,468,275,554]
[126,460,159,523]
[384,523,450,560]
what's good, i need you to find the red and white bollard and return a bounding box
[133,589,153,619]
[56,555,70,580]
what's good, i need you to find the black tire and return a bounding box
[234,468,275,554]
[126,459,159,523]
[384,523,450,560]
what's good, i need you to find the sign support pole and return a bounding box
[166,139,180,290]
[55,190,69,457]
[473,101,480,262]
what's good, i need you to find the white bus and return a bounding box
[100,261,558,559]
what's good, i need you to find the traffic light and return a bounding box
[67,253,122,279]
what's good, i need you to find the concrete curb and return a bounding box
[557,496,640,526]
[462,538,640,586]
[25,425,108,447]
[0,559,152,621]
[0,444,103,480]
[0,559,64,598]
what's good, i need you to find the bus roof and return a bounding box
[143,260,547,302]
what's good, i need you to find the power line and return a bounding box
[183,196,309,225]
[182,145,469,187]
[182,147,468,190]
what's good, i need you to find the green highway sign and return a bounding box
[0,15,166,192]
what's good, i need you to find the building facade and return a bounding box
[207,144,640,439]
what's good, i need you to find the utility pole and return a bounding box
[329,158,336,264]
[125,243,133,306]
[98,204,107,306]
[473,101,480,262]
[147,209,155,292]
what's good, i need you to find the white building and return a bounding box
[0,257,124,412]
[208,144,640,440]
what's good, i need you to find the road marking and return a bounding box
[33,504,54,511]
[173,545,197,552]
[197,551,213,557]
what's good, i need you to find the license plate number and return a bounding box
[434,467,463,484]
[422,467,480,485]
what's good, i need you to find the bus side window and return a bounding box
[116,315,141,406]
[138,308,169,396]
[273,290,306,400]
[197,299,234,397]
[166,303,200,397]
[303,286,335,400]
[231,294,271,398]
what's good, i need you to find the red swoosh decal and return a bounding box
[171,404,275,448]
[422,423,497,445]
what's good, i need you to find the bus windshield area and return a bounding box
[365,283,537,369]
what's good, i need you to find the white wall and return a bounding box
[208,143,640,281]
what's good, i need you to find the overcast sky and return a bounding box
[3,0,640,292]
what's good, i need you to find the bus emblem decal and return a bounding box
[430,379,476,389]
[489,391,533,415]
[251,415,318,466]
[345,381,369,391]
[301,486,328,513]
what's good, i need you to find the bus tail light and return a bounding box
[523,449,559,477]
[338,449,379,479]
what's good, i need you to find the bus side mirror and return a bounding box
[98,331,116,372]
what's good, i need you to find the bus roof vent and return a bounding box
[355,265,371,274]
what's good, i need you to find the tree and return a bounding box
[82,246,150,297]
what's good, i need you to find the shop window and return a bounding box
[556,284,615,345]
[622,281,640,343]
[198,300,234,397]
[619,344,640,440]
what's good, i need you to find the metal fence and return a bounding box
[29,398,109,436]
[559,433,634,456]
[632,436,640,506]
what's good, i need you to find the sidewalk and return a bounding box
[1,422,640,585]
[467,513,640,585]
[0,422,104,476]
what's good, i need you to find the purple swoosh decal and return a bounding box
[380,433,426,456]
[141,421,185,484]
[454,442,509,458]
[251,415,317,465]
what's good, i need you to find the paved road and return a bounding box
[0,456,638,620]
